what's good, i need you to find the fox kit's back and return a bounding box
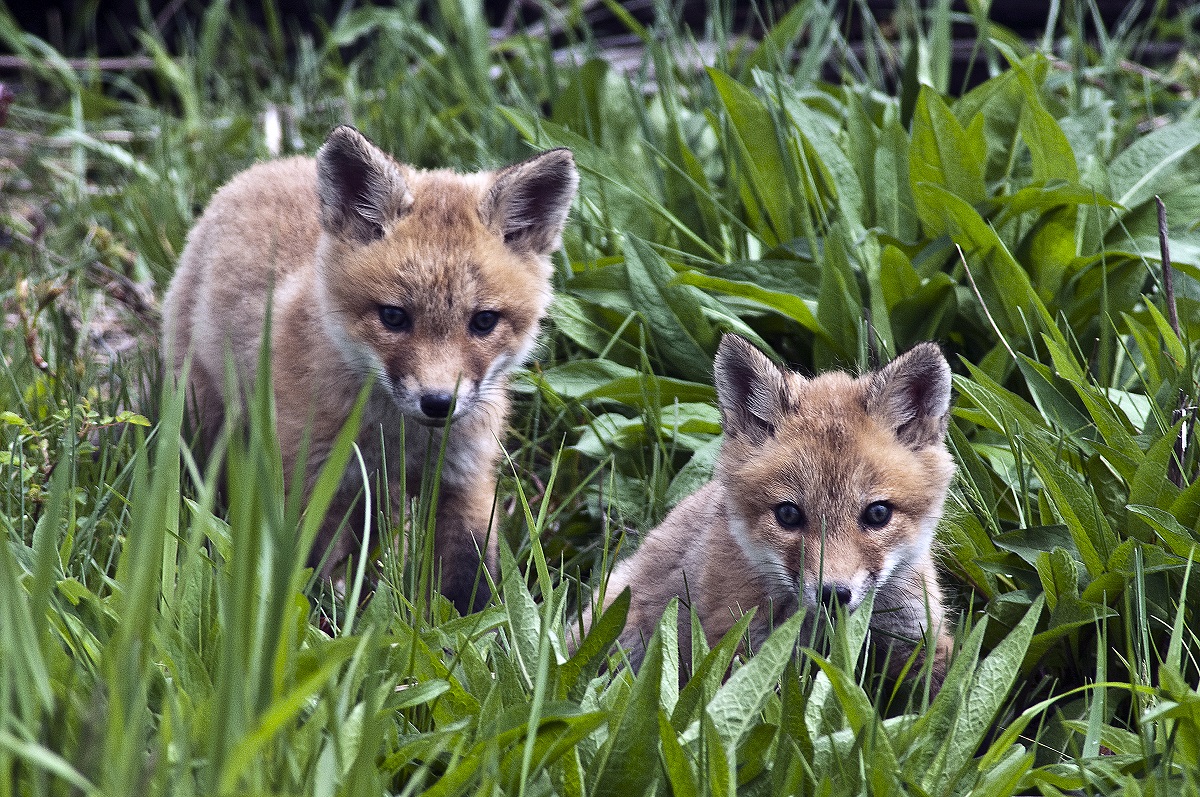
[589,335,955,688]
[164,126,578,613]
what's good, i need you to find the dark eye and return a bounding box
[470,310,500,335]
[861,501,892,528]
[774,502,805,529]
[378,305,410,331]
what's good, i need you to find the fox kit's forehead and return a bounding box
[324,170,550,320]
[723,368,952,517]
[783,370,865,436]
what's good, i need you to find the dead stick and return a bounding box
[0,55,156,71]
[1157,196,1181,342]
[1159,196,1191,487]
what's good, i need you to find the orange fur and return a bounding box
[163,126,577,613]
[583,335,956,689]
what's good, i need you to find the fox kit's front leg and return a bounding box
[870,554,953,690]
[433,475,500,614]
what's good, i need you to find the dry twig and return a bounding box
[1158,196,1194,488]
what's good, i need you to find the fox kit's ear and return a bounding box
[869,342,952,448]
[714,334,791,443]
[481,148,579,255]
[316,125,412,244]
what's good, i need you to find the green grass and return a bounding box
[5,0,1200,793]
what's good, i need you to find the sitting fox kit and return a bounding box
[163,125,578,613]
[594,335,956,685]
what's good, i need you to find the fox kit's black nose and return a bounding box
[821,583,852,610]
[420,391,454,419]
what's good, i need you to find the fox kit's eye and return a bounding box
[774,502,805,529]
[469,310,500,335]
[861,501,892,528]
[378,305,410,331]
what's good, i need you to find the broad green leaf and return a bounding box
[623,235,715,382]
[1126,505,1198,558]
[707,67,795,244]
[1034,547,1081,610]
[915,182,1048,336]
[971,745,1034,797]
[1025,595,1116,668]
[816,232,864,366]
[665,436,721,508]
[536,359,716,406]
[1127,423,1183,523]
[590,617,664,795]
[1012,64,1078,184]
[1018,204,1078,300]
[671,610,757,731]
[658,600,681,716]
[702,710,736,797]
[536,359,638,398]
[909,86,987,235]
[992,182,1117,229]
[954,365,1045,433]
[677,271,825,338]
[1023,436,1114,576]
[549,293,629,358]
[920,595,1044,793]
[501,108,719,258]
[500,539,541,686]
[497,711,609,793]
[658,709,699,797]
[1014,356,1091,436]
[766,71,866,233]
[1108,121,1200,213]
[561,588,631,702]
[703,608,806,749]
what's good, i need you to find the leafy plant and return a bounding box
[4,0,1200,793]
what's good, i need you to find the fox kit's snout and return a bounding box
[164,125,578,613]
[585,335,956,689]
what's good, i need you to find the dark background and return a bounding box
[5,1,1190,57]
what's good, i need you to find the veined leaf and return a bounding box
[1108,120,1200,214]
[703,608,805,749]
[623,235,716,382]
[910,86,987,235]
[708,67,795,244]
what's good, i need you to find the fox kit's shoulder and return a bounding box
[591,335,956,686]
[164,126,579,613]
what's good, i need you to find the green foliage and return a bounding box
[5,0,1200,793]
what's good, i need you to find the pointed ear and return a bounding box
[481,148,578,255]
[316,125,411,244]
[868,342,952,448]
[714,335,792,443]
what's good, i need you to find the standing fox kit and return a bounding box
[163,125,578,613]
[591,335,955,686]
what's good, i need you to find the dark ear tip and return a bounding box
[318,127,363,167]
[714,335,776,387]
[883,341,953,422]
[716,333,752,358]
[322,125,361,147]
[903,341,951,380]
[534,147,575,167]
[526,148,578,182]
[714,334,745,375]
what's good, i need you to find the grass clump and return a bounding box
[5,0,1200,793]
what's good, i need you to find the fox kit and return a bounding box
[163,125,578,613]
[586,335,955,687]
